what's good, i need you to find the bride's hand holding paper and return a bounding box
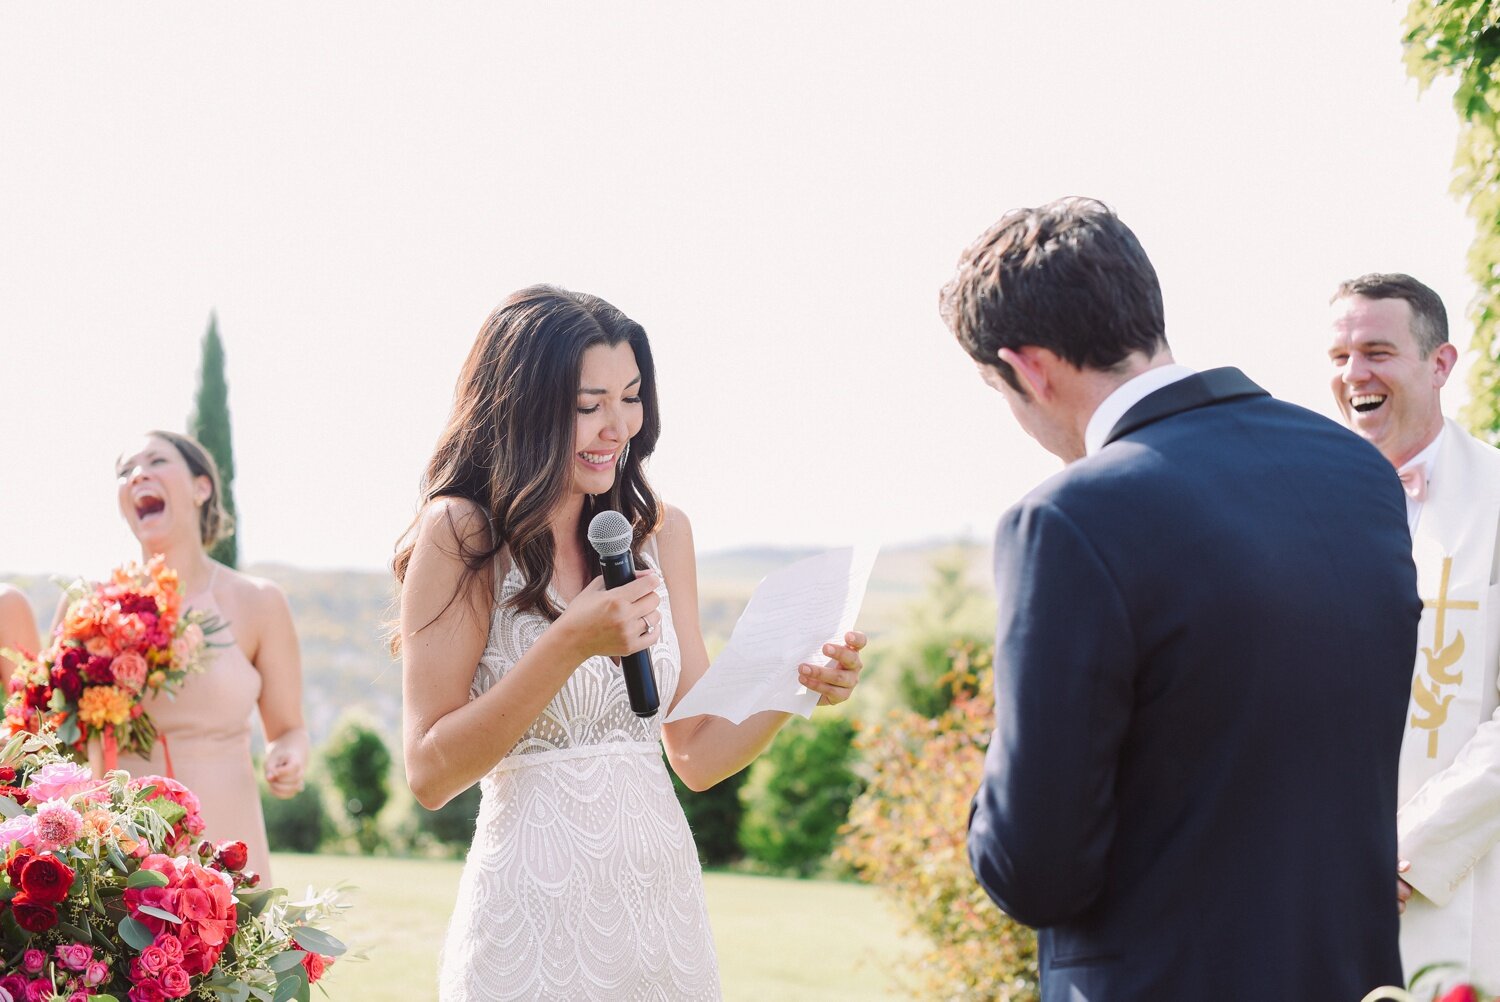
[799,631,868,706]
[664,544,877,724]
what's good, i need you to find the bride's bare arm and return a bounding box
[0,586,40,687]
[402,497,662,809]
[659,504,864,792]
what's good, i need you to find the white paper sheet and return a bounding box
[665,544,878,724]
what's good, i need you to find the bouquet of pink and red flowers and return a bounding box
[0,730,347,1002]
[3,557,220,763]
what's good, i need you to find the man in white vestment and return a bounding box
[1329,273,1500,989]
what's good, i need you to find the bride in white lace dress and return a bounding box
[395,286,867,1002]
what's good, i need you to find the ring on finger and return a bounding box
[641,615,654,636]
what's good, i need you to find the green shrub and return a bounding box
[739,714,862,876]
[670,761,748,867]
[838,643,1038,999]
[325,714,393,854]
[261,778,329,854]
[415,783,482,857]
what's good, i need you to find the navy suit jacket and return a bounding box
[968,369,1419,999]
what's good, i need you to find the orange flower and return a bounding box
[81,808,140,853]
[77,685,133,728]
[63,599,100,641]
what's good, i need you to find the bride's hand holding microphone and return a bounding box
[554,571,663,666]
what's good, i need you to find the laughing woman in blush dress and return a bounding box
[397,286,866,1002]
[111,431,309,879]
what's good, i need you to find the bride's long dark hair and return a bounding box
[393,284,662,632]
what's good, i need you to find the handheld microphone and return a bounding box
[586,509,660,718]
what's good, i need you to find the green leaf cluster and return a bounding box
[1404,1,1500,439]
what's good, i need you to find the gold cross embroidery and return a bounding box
[1412,556,1481,757]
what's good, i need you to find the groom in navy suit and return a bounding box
[941,198,1419,998]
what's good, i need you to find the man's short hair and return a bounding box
[1333,273,1449,357]
[939,197,1168,392]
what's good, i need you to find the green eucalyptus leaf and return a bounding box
[126,868,170,889]
[57,921,91,942]
[137,904,183,924]
[269,949,308,972]
[273,968,308,1002]
[286,925,345,957]
[119,915,155,950]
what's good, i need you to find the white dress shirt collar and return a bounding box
[1401,424,1445,534]
[1084,364,1197,457]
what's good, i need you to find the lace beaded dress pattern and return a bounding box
[437,541,721,1001]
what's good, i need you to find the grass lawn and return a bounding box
[272,853,924,1001]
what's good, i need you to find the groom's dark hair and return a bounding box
[939,197,1168,392]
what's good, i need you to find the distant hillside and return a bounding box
[1,539,989,745]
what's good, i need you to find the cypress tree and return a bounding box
[188,311,239,568]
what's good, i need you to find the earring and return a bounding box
[620,440,631,467]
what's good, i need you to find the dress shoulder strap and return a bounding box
[639,533,660,571]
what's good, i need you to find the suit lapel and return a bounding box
[1103,367,1268,447]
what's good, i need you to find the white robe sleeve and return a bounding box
[1399,704,1500,907]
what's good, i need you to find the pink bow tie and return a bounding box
[1398,463,1428,503]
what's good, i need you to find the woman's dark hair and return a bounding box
[140,430,235,547]
[393,284,663,629]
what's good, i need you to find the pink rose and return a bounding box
[20,950,44,975]
[24,981,50,1002]
[152,934,184,966]
[83,961,109,986]
[24,762,106,805]
[110,650,149,695]
[136,944,170,977]
[159,965,191,998]
[55,942,93,971]
[128,983,166,1002]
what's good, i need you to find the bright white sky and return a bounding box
[0,2,1479,575]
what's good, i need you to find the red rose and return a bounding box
[158,965,191,998]
[83,654,115,685]
[18,853,75,903]
[0,765,15,782]
[1438,988,1479,1002]
[301,950,329,984]
[10,892,59,932]
[51,664,84,701]
[212,841,248,872]
[22,683,50,710]
[58,646,88,672]
[6,846,35,885]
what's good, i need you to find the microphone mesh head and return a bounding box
[586,509,633,557]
